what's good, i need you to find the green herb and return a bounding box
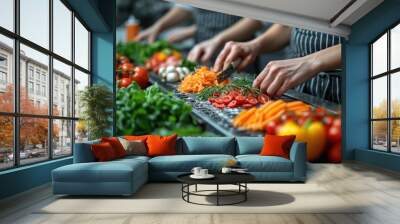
[116,83,202,136]
[197,77,260,100]
[180,59,198,71]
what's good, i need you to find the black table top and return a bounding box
[177,173,255,185]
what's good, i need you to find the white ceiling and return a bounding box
[168,0,384,37]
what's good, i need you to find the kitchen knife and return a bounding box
[217,59,241,82]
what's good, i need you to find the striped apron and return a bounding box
[291,28,343,103]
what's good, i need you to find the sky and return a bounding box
[0,0,89,74]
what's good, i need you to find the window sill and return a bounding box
[355,148,400,172]
[0,156,72,176]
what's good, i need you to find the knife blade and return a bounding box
[217,59,241,82]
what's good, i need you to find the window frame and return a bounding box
[0,0,92,171]
[370,21,400,154]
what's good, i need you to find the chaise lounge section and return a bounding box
[52,137,306,196]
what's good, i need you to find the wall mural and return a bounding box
[115,1,342,163]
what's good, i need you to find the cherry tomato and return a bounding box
[266,120,280,135]
[280,112,295,123]
[332,118,341,127]
[235,95,246,104]
[212,92,220,97]
[212,103,225,109]
[247,96,258,105]
[257,94,269,104]
[132,67,149,89]
[208,98,216,103]
[326,143,341,163]
[227,100,238,108]
[221,95,233,104]
[242,103,254,109]
[323,115,334,127]
[121,63,134,74]
[118,77,132,88]
[215,98,225,104]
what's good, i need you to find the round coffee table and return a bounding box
[177,173,255,206]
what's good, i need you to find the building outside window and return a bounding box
[0,0,91,170]
[371,23,400,154]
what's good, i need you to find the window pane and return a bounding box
[372,76,387,119]
[0,0,14,31]
[74,69,89,118]
[0,35,14,112]
[391,72,400,118]
[0,116,13,170]
[20,44,49,115]
[74,18,89,70]
[372,121,388,151]
[20,117,49,165]
[20,0,49,49]
[391,120,400,153]
[391,24,400,70]
[53,119,72,157]
[53,59,72,117]
[372,33,387,76]
[53,0,72,60]
[75,120,88,143]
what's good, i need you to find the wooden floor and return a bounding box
[1,162,400,224]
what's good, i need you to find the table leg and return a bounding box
[217,184,219,206]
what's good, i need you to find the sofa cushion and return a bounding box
[147,134,177,157]
[236,137,264,155]
[53,158,147,183]
[91,142,118,161]
[236,155,293,172]
[149,154,235,172]
[179,137,235,155]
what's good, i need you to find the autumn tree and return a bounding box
[0,85,59,152]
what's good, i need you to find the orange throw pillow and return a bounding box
[146,134,177,157]
[101,137,126,158]
[124,135,148,141]
[260,134,296,159]
[91,142,117,162]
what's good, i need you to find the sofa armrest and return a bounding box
[289,142,307,182]
[73,141,99,163]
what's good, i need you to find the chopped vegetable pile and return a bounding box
[178,66,227,93]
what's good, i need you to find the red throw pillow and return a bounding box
[260,134,296,159]
[91,142,117,162]
[101,137,126,158]
[146,134,177,157]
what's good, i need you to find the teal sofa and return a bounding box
[52,137,306,196]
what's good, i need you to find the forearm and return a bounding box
[250,24,292,54]
[169,25,197,43]
[213,18,263,45]
[154,7,193,32]
[307,44,342,74]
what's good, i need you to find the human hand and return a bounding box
[213,41,260,72]
[187,38,222,64]
[253,56,320,97]
[136,24,161,43]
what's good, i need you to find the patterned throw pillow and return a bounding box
[118,137,147,156]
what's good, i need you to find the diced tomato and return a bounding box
[257,94,269,104]
[228,91,240,97]
[212,92,220,97]
[213,103,225,109]
[221,95,233,104]
[215,98,225,104]
[227,100,238,108]
[235,95,246,104]
[208,98,216,103]
[242,103,254,109]
[247,96,258,105]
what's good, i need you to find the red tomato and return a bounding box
[280,112,295,123]
[242,103,254,109]
[314,107,327,120]
[326,143,341,163]
[266,120,279,135]
[257,94,269,104]
[118,77,132,88]
[227,100,238,108]
[208,98,216,103]
[215,98,225,104]
[328,123,341,143]
[323,116,334,127]
[247,96,258,105]
[132,67,149,89]
[332,118,341,127]
[212,103,225,109]
[212,92,220,97]
[228,91,240,97]
[221,95,233,104]
[235,95,246,104]
[121,63,134,74]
